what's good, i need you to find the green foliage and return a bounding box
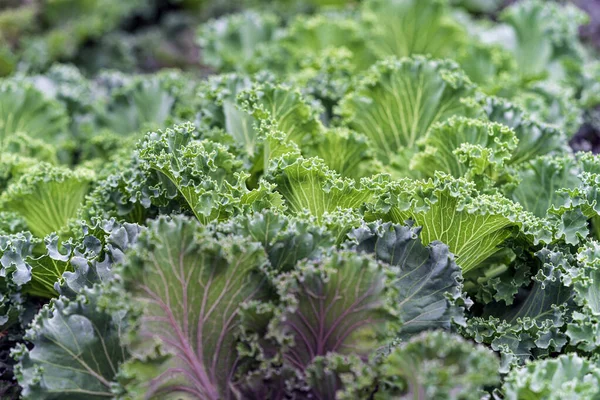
[376,330,500,399]
[371,173,551,273]
[411,117,518,182]
[120,215,272,399]
[502,354,600,400]
[199,11,281,73]
[0,80,68,144]
[3,0,600,398]
[338,57,476,168]
[267,155,376,220]
[363,0,467,59]
[499,0,588,81]
[349,221,466,335]
[13,285,130,399]
[0,164,93,238]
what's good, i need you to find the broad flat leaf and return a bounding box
[273,251,400,370]
[363,0,466,59]
[222,100,258,157]
[0,164,93,238]
[24,234,73,298]
[348,221,465,336]
[504,155,581,218]
[338,57,475,167]
[307,128,377,180]
[0,80,68,143]
[555,208,589,246]
[13,285,129,399]
[122,215,272,400]
[372,173,551,273]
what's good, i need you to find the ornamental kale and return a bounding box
[2,0,600,398]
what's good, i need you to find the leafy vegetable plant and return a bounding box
[2,0,600,398]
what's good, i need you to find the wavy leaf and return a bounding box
[13,285,129,400]
[121,216,272,400]
[348,221,465,335]
[338,57,475,167]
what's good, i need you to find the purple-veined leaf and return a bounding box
[121,215,272,400]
